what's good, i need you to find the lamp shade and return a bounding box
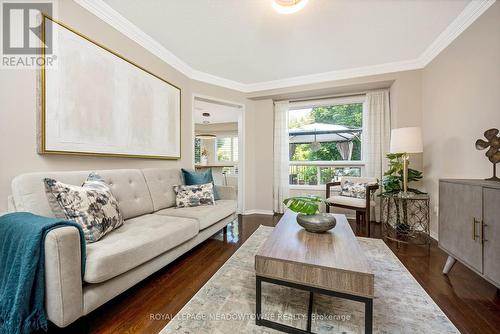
[390,127,423,154]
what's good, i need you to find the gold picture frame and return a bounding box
[39,15,181,160]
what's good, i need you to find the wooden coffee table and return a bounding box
[255,210,374,333]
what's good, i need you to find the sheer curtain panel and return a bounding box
[364,90,391,221]
[273,101,290,213]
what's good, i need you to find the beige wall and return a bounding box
[245,99,274,213]
[195,123,238,134]
[422,2,500,237]
[0,0,248,212]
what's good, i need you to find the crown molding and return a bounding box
[418,0,495,68]
[75,0,495,93]
[190,69,247,92]
[243,59,422,93]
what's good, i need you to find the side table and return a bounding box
[381,193,430,250]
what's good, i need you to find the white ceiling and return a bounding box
[79,0,494,92]
[194,99,240,124]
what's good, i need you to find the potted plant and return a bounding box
[200,148,209,165]
[382,153,425,234]
[283,196,336,233]
[382,153,424,195]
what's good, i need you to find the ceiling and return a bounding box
[79,0,493,92]
[194,99,240,124]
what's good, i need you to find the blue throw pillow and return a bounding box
[181,168,220,200]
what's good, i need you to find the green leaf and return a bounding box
[283,196,322,215]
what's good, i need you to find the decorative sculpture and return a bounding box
[475,128,500,182]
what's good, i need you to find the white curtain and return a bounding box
[364,90,391,221]
[273,101,290,213]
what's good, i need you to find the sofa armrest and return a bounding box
[216,185,237,200]
[44,226,84,327]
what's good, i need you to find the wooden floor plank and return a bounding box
[47,214,500,334]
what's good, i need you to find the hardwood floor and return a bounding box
[50,214,500,334]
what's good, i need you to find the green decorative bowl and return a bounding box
[296,213,336,233]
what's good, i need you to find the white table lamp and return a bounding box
[390,127,423,195]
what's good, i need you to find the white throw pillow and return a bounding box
[173,183,215,208]
[44,172,124,243]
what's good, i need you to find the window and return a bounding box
[216,136,238,162]
[288,97,365,187]
[194,137,201,164]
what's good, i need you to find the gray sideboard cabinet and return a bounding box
[439,179,500,289]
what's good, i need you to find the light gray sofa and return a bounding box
[8,168,237,328]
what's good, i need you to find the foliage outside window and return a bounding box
[194,138,201,164]
[288,102,364,186]
[216,136,238,162]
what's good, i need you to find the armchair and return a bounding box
[325,177,379,236]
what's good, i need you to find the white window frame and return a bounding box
[215,135,239,163]
[288,95,367,190]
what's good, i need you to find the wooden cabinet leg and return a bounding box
[443,256,457,274]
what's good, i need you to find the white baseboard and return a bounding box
[242,209,274,216]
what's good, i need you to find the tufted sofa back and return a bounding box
[11,169,154,220]
[141,168,183,211]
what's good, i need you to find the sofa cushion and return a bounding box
[155,199,237,230]
[11,169,154,220]
[142,168,183,211]
[325,195,376,208]
[84,214,198,283]
[44,173,124,243]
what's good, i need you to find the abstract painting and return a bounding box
[39,16,181,159]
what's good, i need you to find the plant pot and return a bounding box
[296,213,336,233]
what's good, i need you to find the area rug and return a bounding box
[161,226,458,333]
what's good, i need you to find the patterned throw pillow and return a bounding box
[340,180,367,199]
[44,172,124,243]
[174,183,215,208]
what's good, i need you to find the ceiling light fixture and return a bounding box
[196,134,216,140]
[272,0,308,15]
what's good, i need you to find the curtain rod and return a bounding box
[275,91,368,104]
